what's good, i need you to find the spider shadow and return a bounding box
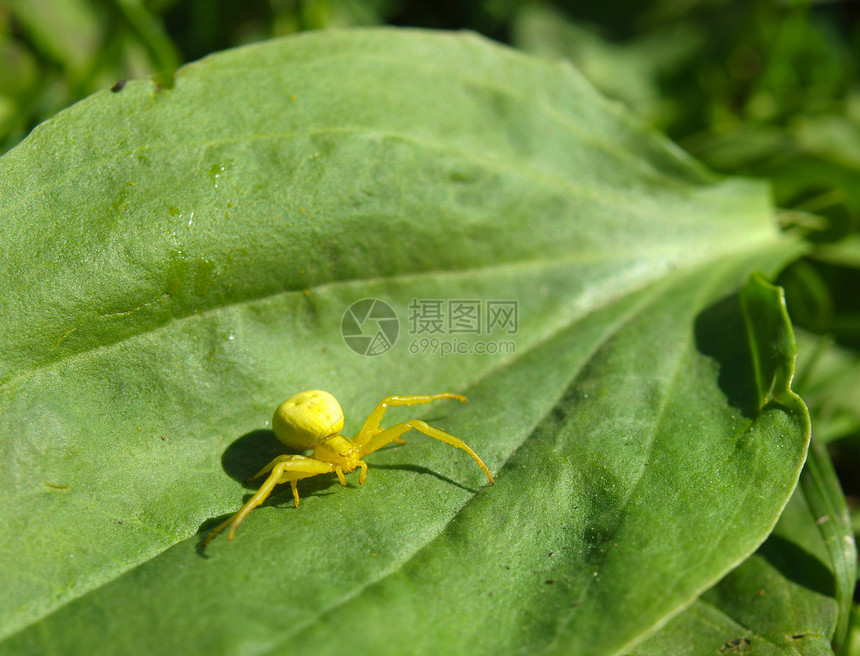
[220,429,297,486]
[195,429,339,556]
[369,463,480,493]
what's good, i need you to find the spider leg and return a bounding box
[360,420,493,484]
[203,455,336,547]
[246,454,294,482]
[354,393,467,448]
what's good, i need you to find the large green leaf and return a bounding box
[0,29,809,655]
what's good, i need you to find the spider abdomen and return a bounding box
[272,390,345,450]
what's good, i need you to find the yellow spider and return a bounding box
[203,390,494,546]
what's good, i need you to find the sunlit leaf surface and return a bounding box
[0,29,810,655]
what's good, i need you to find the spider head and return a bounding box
[312,434,361,471]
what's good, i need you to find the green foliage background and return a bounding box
[1,1,859,654]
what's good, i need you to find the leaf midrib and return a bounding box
[0,236,774,398]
